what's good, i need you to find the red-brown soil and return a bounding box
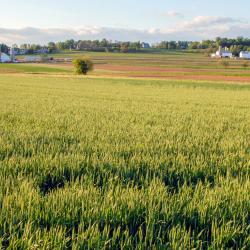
[95,64,250,82]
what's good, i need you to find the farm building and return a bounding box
[239,51,250,59]
[141,42,151,49]
[0,52,11,63]
[35,48,49,54]
[215,46,232,58]
[24,56,41,62]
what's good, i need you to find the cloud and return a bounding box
[152,16,248,38]
[181,16,244,29]
[165,11,184,18]
[0,16,249,45]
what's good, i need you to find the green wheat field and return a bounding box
[1,73,250,249]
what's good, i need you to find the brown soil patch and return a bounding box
[95,64,196,73]
[129,74,250,82]
[94,64,250,82]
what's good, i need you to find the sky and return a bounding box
[1,0,250,45]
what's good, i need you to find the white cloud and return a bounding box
[165,11,184,18]
[181,16,244,29]
[0,16,249,45]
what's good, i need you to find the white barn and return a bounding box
[215,47,232,58]
[239,51,250,59]
[0,52,11,63]
[141,42,150,49]
[215,50,232,58]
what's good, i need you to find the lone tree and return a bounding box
[221,60,229,69]
[73,58,93,75]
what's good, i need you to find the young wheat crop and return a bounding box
[0,75,250,249]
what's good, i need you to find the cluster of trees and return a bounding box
[154,41,190,50]
[54,39,142,52]
[0,43,9,53]
[1,40,143,54]
[15,44,48,54]
[154,37,250,56]
[188,37,250,56]
[2,37,250,56]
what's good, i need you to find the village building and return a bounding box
[23,55,42,62]
[0,52,11,63]
[239,51,250,59]
[141,42,151,49]
[215,46,232,58]
[35,48,49,54]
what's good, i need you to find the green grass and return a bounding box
[0,63,71,74]
[0,75,250,249]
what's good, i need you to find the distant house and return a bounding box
[19,49,29,55]
[35,48,49,54]
[0,52,11,63]
[12,48,28,55]
[215,46,232,58]
[11,48,20,55]
[141,42,151,49]
[24,56,41,62]
[239,51,250,59]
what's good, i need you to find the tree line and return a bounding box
[1,37,250,56]
[155,37,250,56]
[188,37,250,56]
[1,39,142,54]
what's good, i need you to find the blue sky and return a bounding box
[1,0,250,44]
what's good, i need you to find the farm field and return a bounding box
[10,50,250,82]
[0,67,250,249]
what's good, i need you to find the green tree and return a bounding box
[168,41,177,50]
[65,39,76,50]
[120,43,129,53]
[56,42,67,50]
[0,43,9,53]
[30,44,42,51]
[47,42,57,52]
[73,58,93,75]
[100,39,109,47]
[189,42,200,49]
[230,45,244,56]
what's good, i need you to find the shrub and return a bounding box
[73,58,93,75]
[242,61,249,68]
[221,60,229,68]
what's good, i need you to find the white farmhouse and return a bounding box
[141,42,150,49]
[0,52,11,63]
[239,51,250,59]
[215,46,232,58]
[24,56,41,62]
